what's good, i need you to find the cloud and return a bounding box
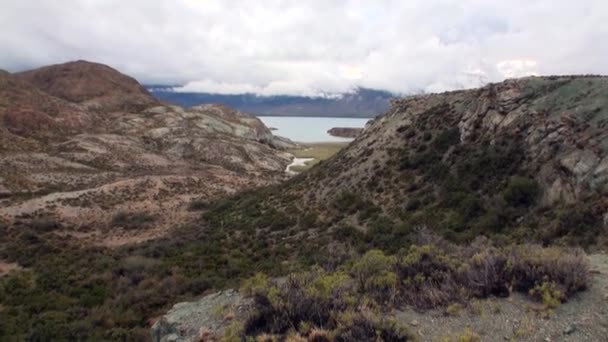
[1,0,607,95]
[497,60,539,79]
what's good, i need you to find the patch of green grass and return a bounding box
[287,142,348,171]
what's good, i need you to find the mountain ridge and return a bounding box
[147,86,394,118]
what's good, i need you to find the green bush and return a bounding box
[503,176,540,207]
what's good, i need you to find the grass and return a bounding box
[287,142,349,172]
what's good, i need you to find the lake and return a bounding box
[257,116,370,143]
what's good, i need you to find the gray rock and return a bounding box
[150,289,249,342]
[563,325,576,335]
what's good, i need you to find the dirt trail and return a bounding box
[395,254,608,341]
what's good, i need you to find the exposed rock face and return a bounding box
[151,290,249,342]
[386,76,608,206]
[327,127,363,138]
[0,61,291,246]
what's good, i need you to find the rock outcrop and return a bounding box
[327,127,363,138]
[151,290,250,342]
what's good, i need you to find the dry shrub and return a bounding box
[396,245,465,308]
[507,245,589,298]
[459,245,510,298]
[308,328,333,342]
[111,211,156,229]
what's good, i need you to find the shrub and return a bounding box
[459,247,509,298]
[396,245,463,308]
[234,240,590,340]
[352,250,397,301]
[503,176,540,207]
[187,198,209,211]
[446,303,463,316]
[241,272,270,296]
[529,281,563,309]
[110,211,156,229]
[335,311,413,342]
[30,217,62,232]
[507,245,589,298]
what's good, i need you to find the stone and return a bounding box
[150,290,249,342]
[563,325,576,335]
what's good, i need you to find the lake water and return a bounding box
[257,116,370,143]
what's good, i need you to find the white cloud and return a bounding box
[497,60,539,79]
[1,0,607,95]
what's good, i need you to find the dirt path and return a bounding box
[394,254,608,341]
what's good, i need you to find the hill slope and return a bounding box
[0,61,292,247]
[17,60,159,112]
[280,75,608,246]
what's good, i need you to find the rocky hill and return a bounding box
[0,61,293,247]
[16,60,159,112]
[0,70,96,147]
[282,76,608,246]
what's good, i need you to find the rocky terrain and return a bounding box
[146,75,608,341]
[0,60,294,247]
[2,72,608,341]
[327,127,363,138]
[287,76,608,246]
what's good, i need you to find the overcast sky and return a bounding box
[2,0,607,95]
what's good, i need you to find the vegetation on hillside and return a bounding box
[1,76,606,340]
[230,237,588,340]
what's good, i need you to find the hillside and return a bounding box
[0,70,97,149]
[0,61,293,248]
[147,76,608,340]
[188,76,607,257]
[147,87,393,118]
[17,60,159,112]
[1,75,607,341]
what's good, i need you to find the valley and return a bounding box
[0,63,607,341]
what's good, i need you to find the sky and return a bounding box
[1,0,607,96]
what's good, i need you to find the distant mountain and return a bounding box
[146,86,395,118]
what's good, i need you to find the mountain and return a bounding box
[146,86,394,118]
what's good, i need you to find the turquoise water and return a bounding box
[257,116,370,143]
